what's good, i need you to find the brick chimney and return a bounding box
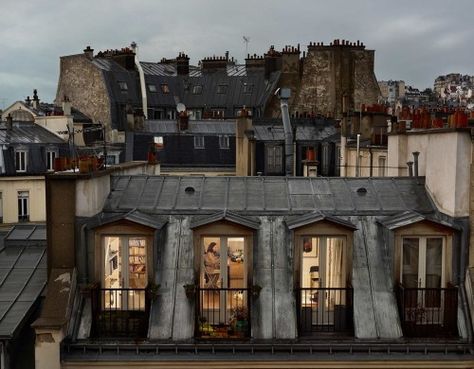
[83,46,94,60]
[176,52,190,75]
[32,89,40,110]
[264,45,282,79]
[6,114,12,131]
[245,54,265,70]
[62,95,71,116]
[201,52,230,72]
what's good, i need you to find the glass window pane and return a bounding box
[426,238,442,288]
[104,236,122,290]
[227,237,245,288]
[202,237,221,288]
[325,237,344,289]
[402,238,419,288]
[129,238,147,289]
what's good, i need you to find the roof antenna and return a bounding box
[243,36,250,56]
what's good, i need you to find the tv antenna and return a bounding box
[243,36,250,56]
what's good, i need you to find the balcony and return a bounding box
[90,287,150,339]
[196,287,250,339]
[396,284,458,338]
[296,287,353,336]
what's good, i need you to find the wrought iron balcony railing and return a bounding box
[396,284,458,338]
[296,287,353,335]
[90,287,150,338]
[196,287,250,339]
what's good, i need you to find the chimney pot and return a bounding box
[6,114,12,130]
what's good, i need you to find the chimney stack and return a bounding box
[83,46,94,60]
[6,114,13,131]
[176,52,190,75]
[412,152,420,177]
[407,161,414,177]
[62,95,71,116]
[32,89,40,109]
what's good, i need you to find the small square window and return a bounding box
[161,84,170,94]
[193,85,203,94]
[194,136,205,149]
[217,85,228,94]
[219,135,230,149]
[118,81,128,91]
[148,84,157,92]
[243,83,254,94]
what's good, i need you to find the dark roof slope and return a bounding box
[0,122,66,145]
[104,176,434,215]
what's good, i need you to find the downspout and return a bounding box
[131,42,148,119]
[270,217,276,339]
[369,147,373,177]
[356,134,361,177]
[277,88,294,176]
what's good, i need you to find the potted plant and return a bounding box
[251,284,262,298]
[146,282,160,301]
[183,284,196,299]
[230,306,248,335]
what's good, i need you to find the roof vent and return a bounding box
[356,187,367,195]
[185,186,195,195]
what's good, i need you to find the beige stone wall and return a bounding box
[55,54,111,132]
[0,176,45,223]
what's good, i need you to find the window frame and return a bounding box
[219,135,230,149]
[192,85,203,95]
[393,221,453,288]
[118,81,128,92]
[147,84,157,93]
[46,149,57,171]
[94,221,155,286]
[17,190,29,222]
[15,149,28,172]
[194,136,205,149]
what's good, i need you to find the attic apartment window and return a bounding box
[243,84,254,94]
[217,84,228,94]
[147,84,157,92]
[118,81,128,91]
[15,150,27,172]
[194,136,205,149]
[193,85,203,95]
[219,135,230,149]
[161,84,170,94]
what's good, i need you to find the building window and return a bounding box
[190,109,202,120]
[194,136,205,149]
[265,145,283,174]
[15,150,27,172]
[321,142,330,176]
[219,135,230,149]
[192,85,203,94]
[18,191,29,222]
[217,84,228,94]
[147,84,157,92]
[378,156,386,177]
[161,84,170,94]
[118,81,128,91]
[211,109,225,118]
[242,83,253,94]
[0,193,3,223]
[46,150,57,171]
[199,236,249,338]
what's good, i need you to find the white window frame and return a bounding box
[15,150,27,172]
[194,136,205,149]
[378,156,386,177]
[219,135,230,149]
[17,191,29,222]
[46,149,57,171]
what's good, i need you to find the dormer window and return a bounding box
[15,149,27,172]
[147,84,157,92]
[193,85,202,95]
[242,83,253,94]
[118,81,128,91]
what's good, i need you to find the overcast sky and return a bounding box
[1,0,472,108]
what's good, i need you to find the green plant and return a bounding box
[147,282,160,301]
[183,284,196,299]
[251,284,262,298]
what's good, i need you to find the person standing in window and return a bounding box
[204,242,220,288]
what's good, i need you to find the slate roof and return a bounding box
[0,122,66,145]
[0,227,47,339]
[143,119,338,142]
[105,176,435,215]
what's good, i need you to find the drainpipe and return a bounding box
[407,161,414,177]
[276,88,294,176]
[131,42,148,119]
[369,147,373,177]
[412,151,420,177]
[356,134,361,177]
